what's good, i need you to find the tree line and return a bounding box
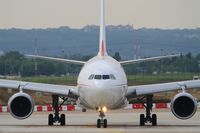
[123,52,200,75]
[0,51,199,76]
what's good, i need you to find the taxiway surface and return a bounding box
[0,109,200,133]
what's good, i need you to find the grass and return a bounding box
[127,73,197,85]
[15,76,77,85]
[13,73,199,86]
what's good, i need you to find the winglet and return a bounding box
[98,0,108,57]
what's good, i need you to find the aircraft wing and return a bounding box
[126,80,200,99]
[26,55,86,65]
[120,54,180,65]
[0,79,79,98]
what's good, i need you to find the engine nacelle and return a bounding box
[8,92,34,119]
[171,92,197,120]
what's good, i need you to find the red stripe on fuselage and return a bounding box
[100,40,105,56]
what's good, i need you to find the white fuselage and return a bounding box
[77,55,128,110]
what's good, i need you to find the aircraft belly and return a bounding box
[79,86,127,109]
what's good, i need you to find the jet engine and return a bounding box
[171,92,197,119]
[8,92,34,119]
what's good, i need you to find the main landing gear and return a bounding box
[97,107,107,128]
[48,95,67,126]
[138,95,157,126]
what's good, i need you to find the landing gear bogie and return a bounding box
[48,113,66,126]
[139,113,157,126]
[48,95,68,126]
[138,95,158,126]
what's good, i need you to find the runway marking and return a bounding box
[1,110,200,133]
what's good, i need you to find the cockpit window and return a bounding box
[103,75,109,79]
[94,75,102,80]
[88,74,95,80]
[88,74,116,80]
[110,74,116,80]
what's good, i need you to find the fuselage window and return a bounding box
[94,75,102,80]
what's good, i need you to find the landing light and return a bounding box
[102,106,107,113]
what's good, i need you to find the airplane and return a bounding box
[1,0,200,128]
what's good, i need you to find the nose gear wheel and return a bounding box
[97,107,107,128]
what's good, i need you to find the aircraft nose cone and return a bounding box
[94,81,108,90]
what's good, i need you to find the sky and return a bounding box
[0,0,200,29]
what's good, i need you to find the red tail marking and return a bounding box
[100,40,105,56]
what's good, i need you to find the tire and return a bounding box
[140,114,145,126]
[48,114,54,126]
[82,109,87,112]
[60,114,66,126]
[152,114,157,126]
[103,119,107,128]
[97,119,101,128]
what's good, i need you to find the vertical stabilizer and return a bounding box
[98,0,108,56]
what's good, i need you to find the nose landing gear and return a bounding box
[97,107,107,128]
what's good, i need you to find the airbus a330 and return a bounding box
[0,0,200,128]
